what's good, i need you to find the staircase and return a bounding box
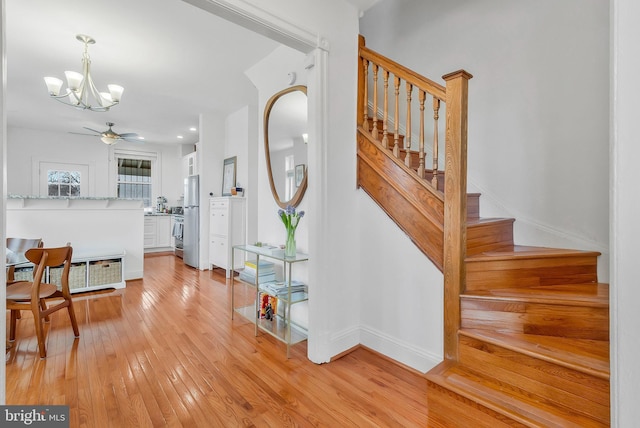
[357,36,609,426]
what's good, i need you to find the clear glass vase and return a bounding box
[285,228,296,258]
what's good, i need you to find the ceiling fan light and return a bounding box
[108,84,124,102]
[101,136,118,145]
[44,77,63,96]
[64,71,83,91]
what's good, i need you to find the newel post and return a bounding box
[442,69,472,361]
[357,35,365,128]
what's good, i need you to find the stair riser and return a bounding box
[467,221,514,256]
[459,336,610,425]
[426,380,527,428]
[466,256,599,291]
[461,299,609,340]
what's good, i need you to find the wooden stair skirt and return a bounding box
[357,130,485,270]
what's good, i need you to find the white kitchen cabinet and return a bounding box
[144,217,156,248]
[209,197,246,277]
[157,216,171,247]
[144,215,172,251]
[182,152,198,178]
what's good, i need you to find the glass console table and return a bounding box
[231,245,309,358]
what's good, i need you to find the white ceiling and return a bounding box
[6,0,381,147]
[6,0,280,145]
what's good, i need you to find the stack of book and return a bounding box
[260,280,307,299]
[239,259,276,284]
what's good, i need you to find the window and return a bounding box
[285,154,295,201]
[116,158,152,208]
[47,170,81,197]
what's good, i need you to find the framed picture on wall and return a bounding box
[222,156,237,196]
[295,164,305,188]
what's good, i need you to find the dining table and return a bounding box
[6,249,30,267]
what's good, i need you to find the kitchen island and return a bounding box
[7,196,144,280]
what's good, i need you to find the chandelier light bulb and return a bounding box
[44,77,63,96]
[67,89,80,106]
[43,34,124,112]
[64,71,83,91]
[108,84,124,103]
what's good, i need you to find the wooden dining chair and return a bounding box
[6,245,80,358]
[6,237,43,283]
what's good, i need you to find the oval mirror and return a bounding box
[264,85,308,208]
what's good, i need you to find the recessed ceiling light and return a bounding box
[177,135,184,139]
[189,127,197,132]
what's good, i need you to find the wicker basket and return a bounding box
[13,267,35,282]
[89,259,122,286]
[48,263,87,291]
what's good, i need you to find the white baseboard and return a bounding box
[360,324,442,373]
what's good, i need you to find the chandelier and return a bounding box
[44,34,124,112]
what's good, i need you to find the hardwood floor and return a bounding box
[7,253,505,427]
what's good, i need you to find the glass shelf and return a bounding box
[234,244,308,263]
[234,305,307,346]
[231,245,309,358]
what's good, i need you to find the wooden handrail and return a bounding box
[360,46,446,101]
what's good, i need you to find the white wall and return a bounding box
[198,112,226,269]
[361,0,610,280]
[358,195,444,370]
[245,46,309,278]
[7,127,184,206]
[1,0,7,404]
[225,105,258,244]
[6,198,144,280]
[611,0,640,425]
[240,1,362,363]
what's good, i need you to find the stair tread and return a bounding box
[427,361,607,428]
[466,245,601,262]
[459,329,609,379]
[462,283,609,307]
[466,217,514,226]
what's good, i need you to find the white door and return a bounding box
[36,161,90,197]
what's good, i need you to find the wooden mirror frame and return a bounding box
[263,85,308,209]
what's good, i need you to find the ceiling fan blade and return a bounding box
[123,137,144,144]
[69,131,99,136]
[118,132,139,138]
[82,127,104,134]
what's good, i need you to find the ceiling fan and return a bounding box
[71,122,143,145]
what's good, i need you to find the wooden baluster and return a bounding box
[393,75,400,157]
[372,64,379,139]
[405,82,413,168]
[382,69,390,149]
[432,98,441,189]
[362,58,369,131]
[417,90,426,178]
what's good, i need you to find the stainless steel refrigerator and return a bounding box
[183,175,199,268]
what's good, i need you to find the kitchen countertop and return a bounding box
[8,194,135,200]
